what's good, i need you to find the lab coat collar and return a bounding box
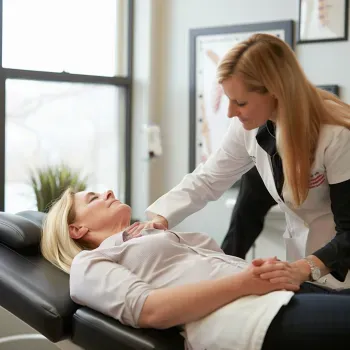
[256,120,284,197]
[255,120,277,156]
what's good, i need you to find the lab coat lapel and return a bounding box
[255,145,308,260]
[255,145,281,202]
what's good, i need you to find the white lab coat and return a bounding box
[146,117,350,290]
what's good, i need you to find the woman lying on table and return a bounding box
[41,188,350,350]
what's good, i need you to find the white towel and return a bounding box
[183,291,294,350]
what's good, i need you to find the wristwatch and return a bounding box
[304,258,321,281]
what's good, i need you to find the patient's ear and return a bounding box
[69,224,89,240]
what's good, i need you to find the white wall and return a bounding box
[132,0,167,221]
[133,0,350,256]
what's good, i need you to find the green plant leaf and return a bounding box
[30,164,88,212]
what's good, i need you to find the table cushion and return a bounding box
[72,307,185,350]
[0,212,42,251]
[0,211,79,342]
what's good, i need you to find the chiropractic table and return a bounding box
[0,211,185,350]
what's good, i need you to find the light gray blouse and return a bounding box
[70,229,248,326]
[70,229,293,350]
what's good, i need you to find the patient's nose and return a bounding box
[103,190,114,200]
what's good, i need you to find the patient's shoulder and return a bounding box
[71,249,103,276]
[71,231,124,269]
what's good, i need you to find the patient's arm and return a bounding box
[252,257,312,287]
[70,251,298,331]
[138,263,299,329]
[70,251,153,327]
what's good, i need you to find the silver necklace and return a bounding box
[266,122,278,157]
[266,122,276,139]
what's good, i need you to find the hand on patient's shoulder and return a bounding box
[122,221,166,242]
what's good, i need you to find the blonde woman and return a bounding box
[42,188,350,350]
[146,33,350,292]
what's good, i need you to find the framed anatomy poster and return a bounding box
[317,84,340,96]
[188,20,294,174]
[298,0,349,43]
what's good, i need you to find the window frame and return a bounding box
[0,0,134,210]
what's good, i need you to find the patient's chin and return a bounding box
[113,204,132,221]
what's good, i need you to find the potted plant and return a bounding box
[30,164,88,212]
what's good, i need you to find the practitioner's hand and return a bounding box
[251,258,306,287]
[122,220,167,242]
[252,257,280,267]
[242,263,300,295]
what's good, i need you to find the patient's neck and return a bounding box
[87,221,130,248]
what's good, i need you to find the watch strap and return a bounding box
[304,258,320,281]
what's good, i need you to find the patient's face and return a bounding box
[72,190,131,234]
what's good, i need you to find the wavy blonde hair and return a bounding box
[41,188,87,274]
[217,33,350,206]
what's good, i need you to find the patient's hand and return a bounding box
[122,221,166,241]
[251,257,304,287]
[241,262,300,295]
[252,257,280,267]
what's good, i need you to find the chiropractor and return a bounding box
[135,33,350,291]
[203,48,277,259]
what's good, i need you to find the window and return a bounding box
[2,0,128,76]
[5,80,125,213]
[0,0,133,212]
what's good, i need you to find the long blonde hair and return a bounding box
[217,33,350,206]
[41,188,87,273]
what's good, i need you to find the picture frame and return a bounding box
[317,84,340,96]
[298,0,349,44]
[189,20,294,176]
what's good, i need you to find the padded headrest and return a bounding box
[17,210,46,228]
[0,212,44,250]
[0,210,79,342]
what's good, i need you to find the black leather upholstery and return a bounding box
[0,211,185,349]
[0,212,41,251]
[17,210,46,228]
[0,243,78,342]
[0,211,78,342]
[73,308,185,350]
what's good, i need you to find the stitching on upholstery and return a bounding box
[0,219,26,242]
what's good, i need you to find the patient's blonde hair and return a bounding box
[217,33,350,206]
[41,188,87,274]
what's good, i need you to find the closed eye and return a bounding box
[89,196,98,203]
[230,99,247,107]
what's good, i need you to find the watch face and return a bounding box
[312,268,321,281]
